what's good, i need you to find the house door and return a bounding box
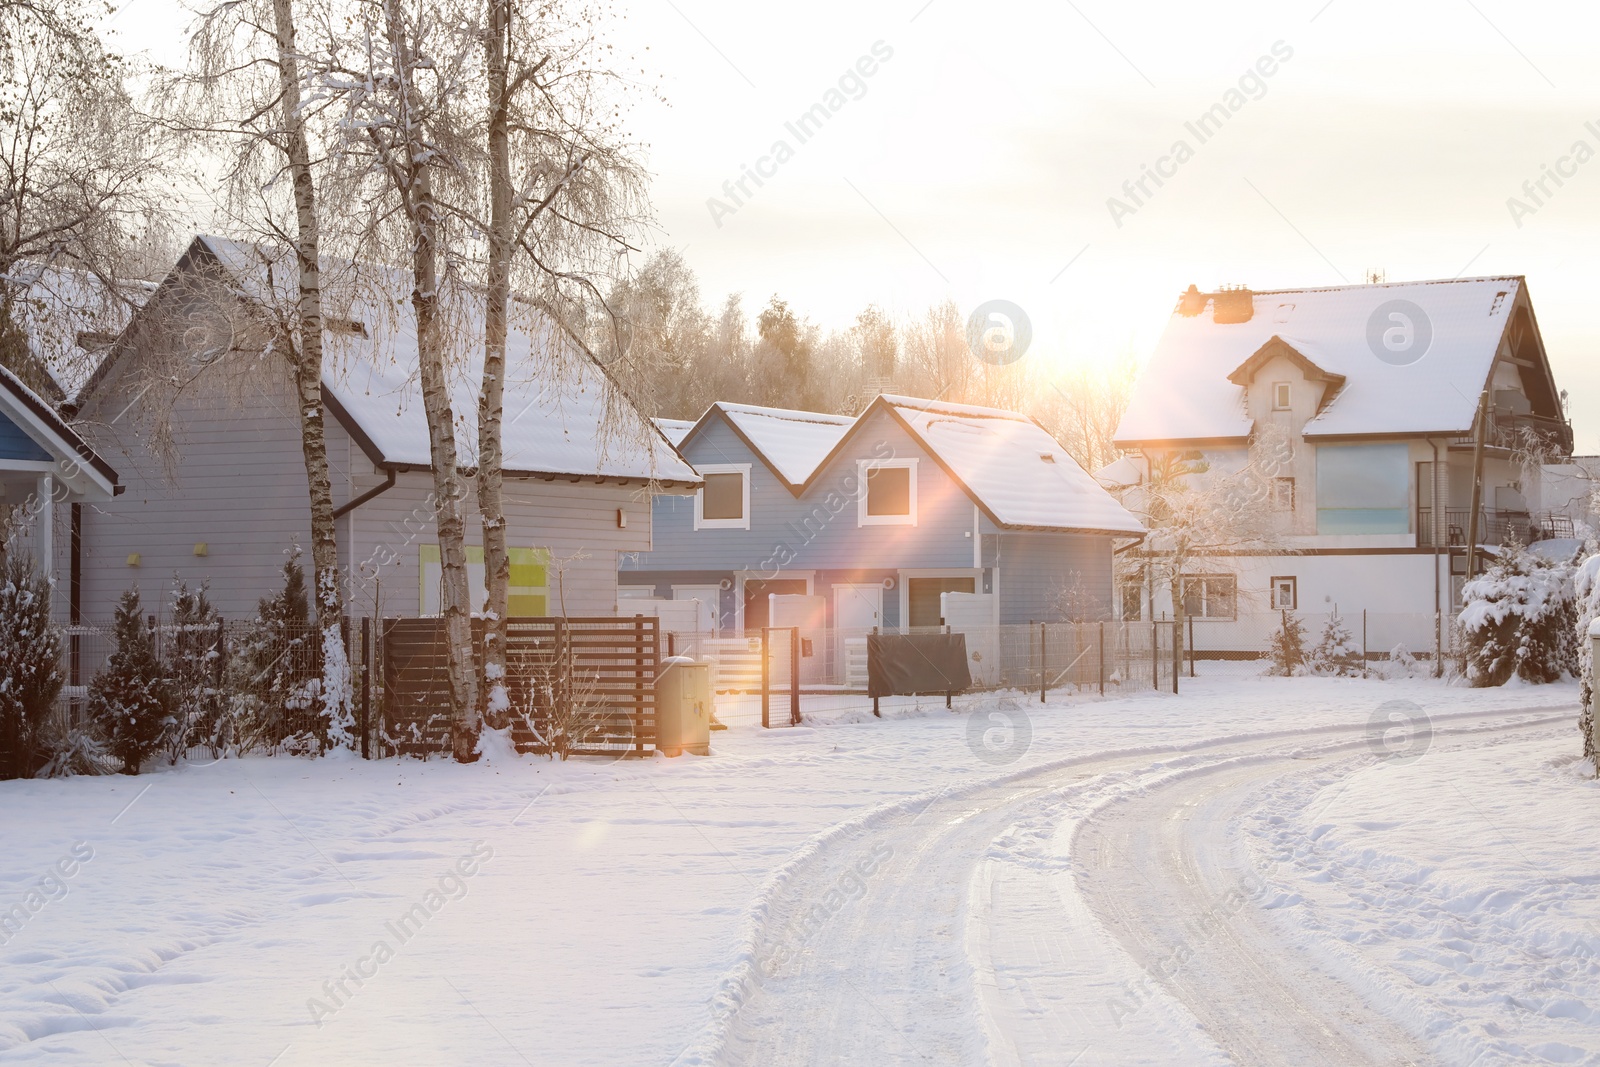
[907,576,975,628]
[743,578,808,634]
[833,584,883,686]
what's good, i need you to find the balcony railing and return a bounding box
[1417,507,1575,548]
[1450,408,1574,454]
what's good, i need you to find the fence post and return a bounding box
[1434,609,1443,678]
[1039,621,1047,704]
[1151,618,1159,691]
[1098,621,1105,696]
[1187,614,1195,678]
[360,618,371,759]
[760,626,770,729]
[789,627,801,726]
[871,626,880,718]
[1362,609,1369,678]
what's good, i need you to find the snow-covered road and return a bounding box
[705,707,1573,1066]
[4,679,1593,1065]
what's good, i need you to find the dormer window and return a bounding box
[1272,382,1291,410]
[694,464,750,530]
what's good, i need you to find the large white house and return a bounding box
[1105,276,1576,660]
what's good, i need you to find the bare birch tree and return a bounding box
[171,0,355,748]
[466,0,649,725]
[1,0,170,391]
[330,0,480,757]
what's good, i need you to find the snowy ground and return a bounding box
[0,676,1592,1065]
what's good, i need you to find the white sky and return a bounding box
[116,0,1600,447]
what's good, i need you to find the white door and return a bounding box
[672,585,721,635]
[833,584,883,685]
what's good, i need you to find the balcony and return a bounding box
[1450,408,1574,455]
[1417,507,1575,548]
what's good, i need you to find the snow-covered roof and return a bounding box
[0,363,120,499]
[123,237,699,485]
[876,396,1146,536]
[654,418,695,446]
[1094,455,1145,490]
[4,262,152,407]
[1116,277,1528,446]
[704,403,854,488]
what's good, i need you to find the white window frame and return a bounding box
[1272,477,1295,512]
[694,463,751,530]
[1272,381,1292,410]
[1270,576,1297,611]
[857,458,918,527]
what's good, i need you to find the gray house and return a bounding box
[68,236,699,622]
[620,395,1144,680]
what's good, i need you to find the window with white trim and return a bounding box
[857,459,917,526]
[1272,477,1295,512]
[1270,576,1297,611]
[694,464,751,530]
[1272,381,1292,410]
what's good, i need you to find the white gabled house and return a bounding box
[1107,276,1574,659]
[68,236,699,623]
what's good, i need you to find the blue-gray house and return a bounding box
[620,395,1144,679]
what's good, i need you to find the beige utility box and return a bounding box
[656,657,712,757]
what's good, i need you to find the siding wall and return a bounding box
[623,408,983,575]
[995,532,1113,625]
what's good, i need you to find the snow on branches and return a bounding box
[1459,539,1579,688]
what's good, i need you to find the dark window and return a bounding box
[866,466,912,516]
[1180,575,1237,620]
[701,471,744,521]
[907,576,975,628]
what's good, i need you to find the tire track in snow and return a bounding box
[684,707,1571,1066]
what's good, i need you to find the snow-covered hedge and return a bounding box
[1459,541,1579,688]
[1574,551,1600,757]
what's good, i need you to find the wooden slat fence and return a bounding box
[380,616,659,758]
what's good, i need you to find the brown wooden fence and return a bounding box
[380,616,659,758]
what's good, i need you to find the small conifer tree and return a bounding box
[88,587,174,774]
[1308,611,1363,677]
[0,557,64,779]
[1266,610,1307,677]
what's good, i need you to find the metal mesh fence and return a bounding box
[52,617,350,757]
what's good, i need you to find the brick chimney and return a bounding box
[1177,284,1207,317]
[1212,285,1254,324]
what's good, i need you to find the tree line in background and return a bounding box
[602,249,1140,475]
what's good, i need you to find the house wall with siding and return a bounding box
[77,314,327,620]
[623,407,983,575]
[995,532,1112,625]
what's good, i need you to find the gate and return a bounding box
[380,616,659,758]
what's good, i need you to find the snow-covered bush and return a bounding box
[0,557,64,779]
[1459,540,1578,688]
[1385,643,1420,679]
[163,580,225,763]
[1573,550,1600,757]
[1308,611,1362,677]
[34,726,114,778]
[87,587,175,775]
[1265,611,1307,676]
